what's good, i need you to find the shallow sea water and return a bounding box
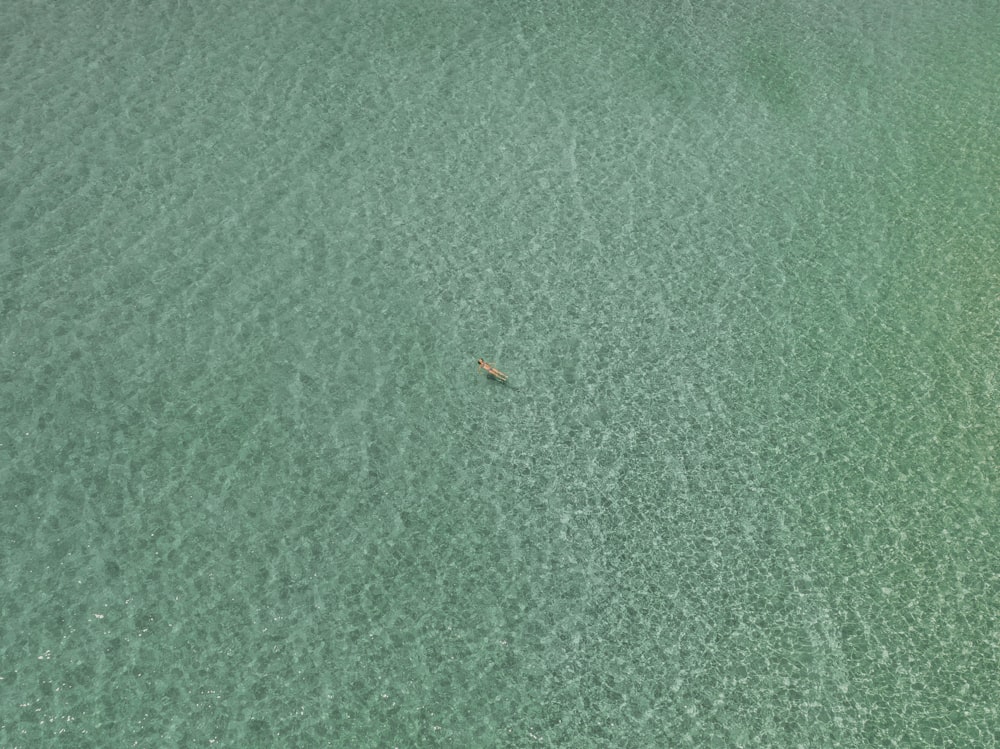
[1,1,997,746]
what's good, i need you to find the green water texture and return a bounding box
[2,1,997,746]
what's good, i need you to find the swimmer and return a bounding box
[477,358,509,384]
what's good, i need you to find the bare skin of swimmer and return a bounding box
[477,358,508,383]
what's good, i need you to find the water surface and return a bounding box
[1,1,997,746]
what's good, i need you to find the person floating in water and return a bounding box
[477,358,509,384]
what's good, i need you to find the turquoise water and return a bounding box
[2,1,997,745]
